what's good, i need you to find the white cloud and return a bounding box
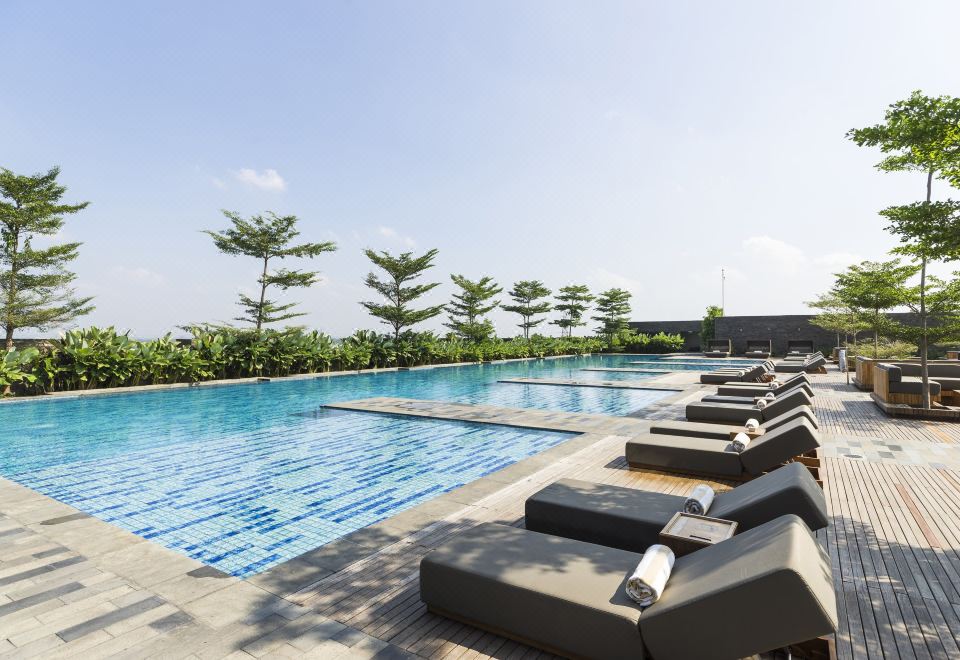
[233,168,287,192]
[742,235,806,273]
[109,266,165,287]
[377,225,416,247]
[588,268,644,296]
[813,252,864,272]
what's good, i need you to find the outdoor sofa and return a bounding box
[686,386,810,424]
[873,363,943,406]
[704,338,732,358]
[786,340,816,356]
[524,462,828,554]
[745,339,772,359]
[419,515,838,660]
[625,416,821,479]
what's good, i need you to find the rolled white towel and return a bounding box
[625,544,676,607]
[744,418,760,431]
[731,431,751,453]
[764,392,776,400]
[683,484,715,515]
[755,399,768,409]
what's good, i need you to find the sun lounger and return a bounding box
[524,463,828,554]
[699,363,767,385]
[625,417,820,478]
[419,515,838,660]
[775,355,826,373]
[686,387,809,424]
[717,373,812,397]
[650,405,819,437]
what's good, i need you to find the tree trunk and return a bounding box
[920,169,933,409]
[256,256,269,331]
[4,326,12,352]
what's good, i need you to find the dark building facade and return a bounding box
[630,313,921,355]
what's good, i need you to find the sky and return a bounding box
[3,1,960,338]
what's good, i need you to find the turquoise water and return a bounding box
[0,354,675,576]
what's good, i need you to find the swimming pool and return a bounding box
[1,355,671,577]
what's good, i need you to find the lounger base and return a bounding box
[426,606,593,660]
[627,462,750,482]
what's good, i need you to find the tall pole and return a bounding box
[721,268,726,314]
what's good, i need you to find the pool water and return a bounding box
[1,354,674,577]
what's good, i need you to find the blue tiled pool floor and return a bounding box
[12,411,573,577]
[1,355,678,578]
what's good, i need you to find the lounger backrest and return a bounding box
[740,417,820,475]
[709,463,829,533]
[761,405,819,430]
[639,514,838,660]
[805,356,826,370]
[761,388,810,419]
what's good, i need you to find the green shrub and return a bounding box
[845,340,918,360]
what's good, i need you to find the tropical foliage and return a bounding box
[0,166,93,349]
[700,305,723,344]
[4,326,608,396]
[204,210,337,330]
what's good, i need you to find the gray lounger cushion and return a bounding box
[700,386,812,408]
[650,405,819,439]
[717,374,813,398]
[686,388,809,424]
[626,417,820,477]
[419,516,838,660]
[524,463,828,553]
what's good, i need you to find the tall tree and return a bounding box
[592,288,633,344]
[551,285,594,337]
[832,259,918,356]
[204,210,336,331]
[0,166,93,349]
[848,90,960,407]
[502,280,552,340]
[445,274,502,343]
[361,248,444,341]
[700,305,724,345]
[807,292,868,349]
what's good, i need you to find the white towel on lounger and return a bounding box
[755,399,768,409]
[731,432,751,453]
[683,484,715,515]
[764,392,776,400]
[626,545,675,607]
[745,418,760,431]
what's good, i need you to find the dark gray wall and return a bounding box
[629,320,702,351]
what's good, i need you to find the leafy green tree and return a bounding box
[502,280,552,340]
[204,211,336,331]
[445,275,502,343]
[0,166,93,349]
[592,288,633,344]
[700,305,724,345]
[894,273,960,355]
[848,90,960,407]
[831,259,918,356]
[807,293,868,349]
[551,285,594,337]
[361,248,444,341]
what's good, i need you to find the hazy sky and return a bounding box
[3,1,960,338]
